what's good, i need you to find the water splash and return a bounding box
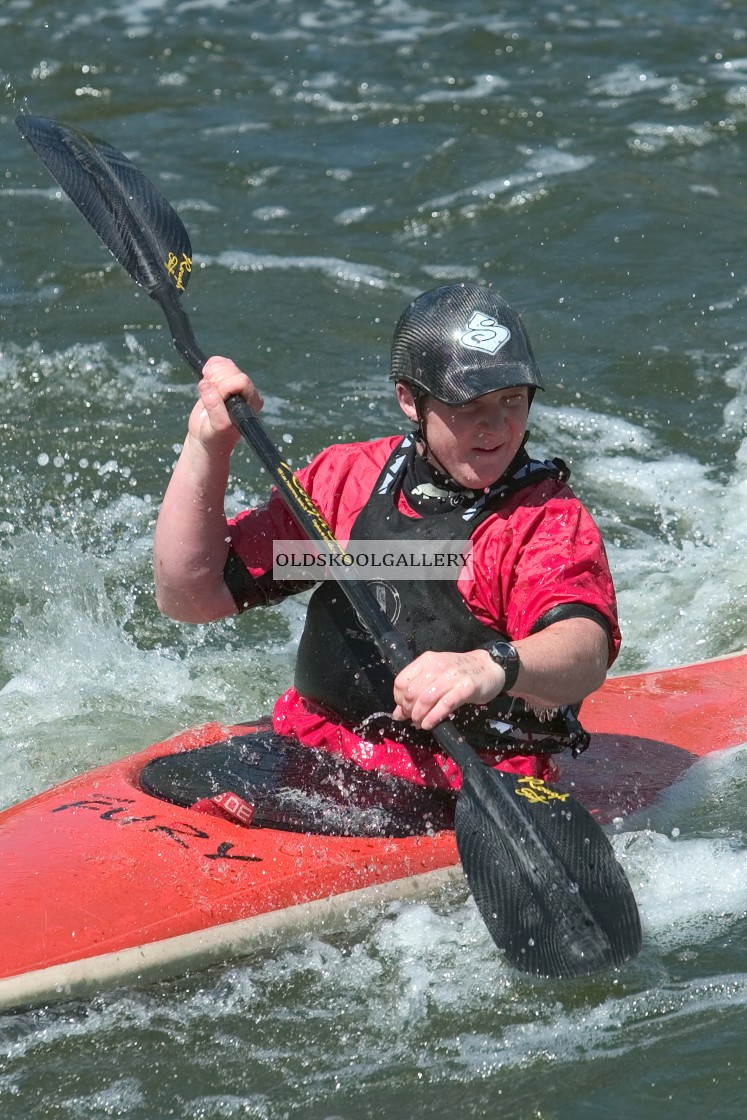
[530,402,747,671]
[1,71,22,110]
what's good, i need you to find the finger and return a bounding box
[393,654,441,701]
[417,686,470,730]
[392,662,420,693]
[409,672,478,728]
[197,379,236,431]
[203,356,263,411]
[405,679,454,728]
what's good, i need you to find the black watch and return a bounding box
[485,640,520,694]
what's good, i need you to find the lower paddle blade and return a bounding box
[455,765,642,977]
[15,114,193,296]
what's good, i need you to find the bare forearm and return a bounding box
[392,617,610,730]
[511,618,610,709]
[154,357,264,623]
[153,434,237,622]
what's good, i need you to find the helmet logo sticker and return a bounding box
[459,312,511,355]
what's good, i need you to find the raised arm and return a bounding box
[153,356,263,623]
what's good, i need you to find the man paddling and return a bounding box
[154,283,620,790]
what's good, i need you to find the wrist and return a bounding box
[183,429,236,468]
[484,640,521,695]
[476,649,507,697]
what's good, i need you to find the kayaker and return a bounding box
[154,282,620,789]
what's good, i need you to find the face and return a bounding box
[396,383,530,490]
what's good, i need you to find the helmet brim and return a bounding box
[400,361,544,405]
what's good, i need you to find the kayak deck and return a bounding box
[1,651,745,1011]
[0,721,460,1011]
[564,649,747,818]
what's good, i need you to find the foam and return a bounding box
[590,65,671,98]
[212,249,393,290]
[530,401,747,671]
[456,973,747,1072]
[422,149,595,213]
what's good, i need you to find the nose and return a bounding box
[478,401,507,430]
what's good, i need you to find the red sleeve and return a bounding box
[462,480,621,664]
[227,436,401,579]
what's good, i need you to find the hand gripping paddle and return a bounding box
[16,112,642,977]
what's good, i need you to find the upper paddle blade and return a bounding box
[15,114,193,297]
[455,764,642,977]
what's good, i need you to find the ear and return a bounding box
[396,381,419,424]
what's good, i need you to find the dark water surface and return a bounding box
[1,1,747,1117]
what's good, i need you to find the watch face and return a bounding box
[490,642,517,666]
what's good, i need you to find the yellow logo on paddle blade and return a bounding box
[515,776,570,805]
[165,251,192,291]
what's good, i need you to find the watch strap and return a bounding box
[485,640,521,694]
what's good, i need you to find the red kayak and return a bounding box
[1,651,745,1012]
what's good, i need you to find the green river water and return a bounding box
[1,2,746,1117]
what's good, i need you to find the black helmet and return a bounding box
[390,283,544,404]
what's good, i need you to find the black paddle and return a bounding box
[16,112,642,978]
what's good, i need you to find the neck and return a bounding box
[414,440,451,481]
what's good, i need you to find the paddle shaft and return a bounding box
[156,280,477,771]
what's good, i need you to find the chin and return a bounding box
[463,461,508,490]
[457,470,496,490]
